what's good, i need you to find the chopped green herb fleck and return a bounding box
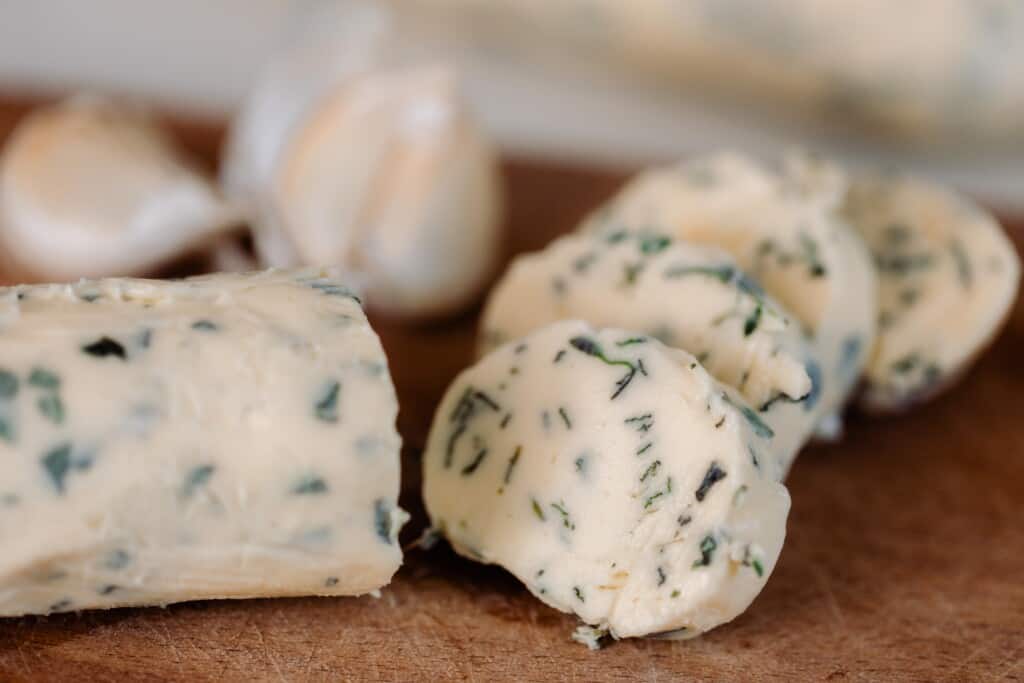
[722,393,775,439]
[743,305,763,337]
[638,234,671,254]
[900,288,920,307]
[28,367,60,390]
[325,577,339,587]
[0,370,18,398]
[461,449,489,476]
[531,498,546,521]
[643,490,665,509]
[98,585,119,596]
[37,394,64,425]
[671,590,681,598]
[309,281,362,303]
[742,547,765,577]
[884,223,911,245]
[474,391,500,411]
[677,514,692,527]
[374,499,396,544]
[802,360,823,412]
[105,550,131,570]
[558,407,572,430]
[570,336,602,356]
[891,353,920,374]
[636,442,653,456]
[663,264,734,282]
[182,465,215,498]
[950,240,973,288]
[81,337,126,360]
[625,413,654,432]
[574,456,587,474]
[315,380,341,423]
[292,475,329,495]
[615,336,647,347]
[733,485,749,507]
[874,252,933,275]
[657,566,667,586]
[640,460,662,482]
[695,462,727,502]
[568,336,644,399]
[573,251,599,273]
[553,349,567,363]
[839,336,862,377]
[622,262,644,286]
[500,413,512,429]
[191,320,218,332]
[41,443,73,493]
[573,586,585,602]
[799,234,827,278]
[503,446,522,485]
[693,535,718,568]
[550,501,575,530]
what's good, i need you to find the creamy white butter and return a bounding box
[0,268,405,616]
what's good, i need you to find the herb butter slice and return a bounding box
[842,172,1021,410]
[423,320,790,642]
[0,267,405,617]
[581,152,877,438]
[480,231,822,477]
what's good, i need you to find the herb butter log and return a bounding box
[480,231,821,477]
[842,172,1021,410]
[0,268,406,617]
[581,152,876,438]
[423,321,790,642]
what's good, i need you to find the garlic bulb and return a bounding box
[221,3,502,318]
[0,96,241,281]
[274,67,500,317]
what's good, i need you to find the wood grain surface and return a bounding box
[0,101,1021,682]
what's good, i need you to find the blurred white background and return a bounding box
[0,0,1021,212]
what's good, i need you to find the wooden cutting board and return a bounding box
[0,101,1021,682]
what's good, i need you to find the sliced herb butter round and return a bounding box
[423,320,790,642]
[480,231,822,477]
[0,96,241,282]
[842,172,1021,410]
[0,268,405,617]
[580,152,877,438]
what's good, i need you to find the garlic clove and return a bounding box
[0,95,240,281]
[270,66,502,318]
